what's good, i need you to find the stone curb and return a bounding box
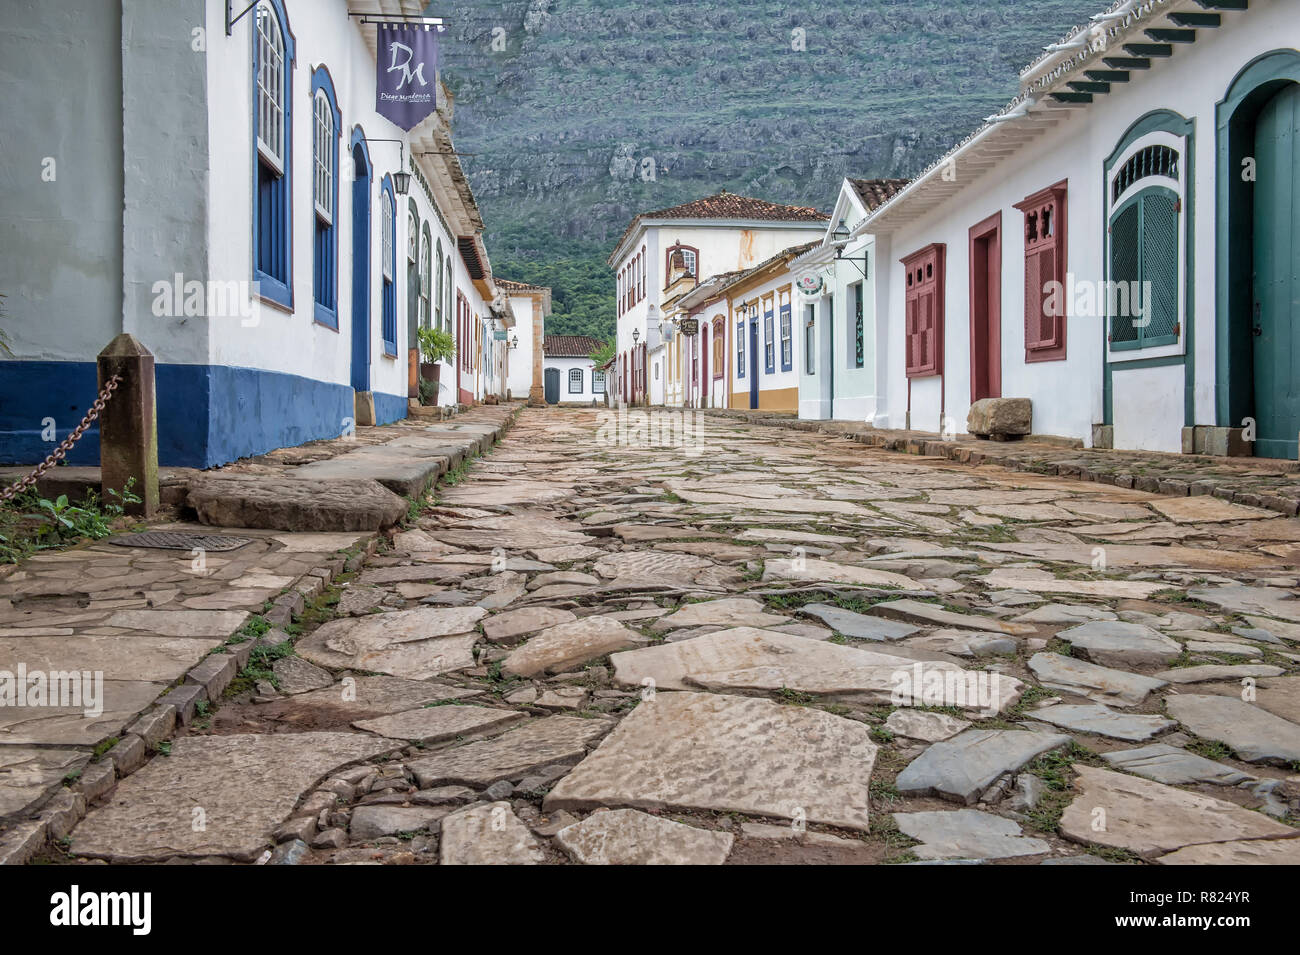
[701,410,1300,519]
[0,405,522,864]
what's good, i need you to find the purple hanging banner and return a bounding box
[376,23,438,130]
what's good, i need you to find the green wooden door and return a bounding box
[1253,83,1300,459]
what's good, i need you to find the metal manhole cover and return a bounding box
[109,532,254,552]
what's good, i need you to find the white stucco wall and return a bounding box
[874,0,1296,450]
[546,356,603,404]
[505,294,536,399]
[0,0,126,363]
[202,0,468,407]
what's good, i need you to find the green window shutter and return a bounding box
[1109,201,1141,347]
[1139,190,1179,345]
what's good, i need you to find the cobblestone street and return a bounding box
[6,405,1300,865]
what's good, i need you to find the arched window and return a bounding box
[1107,135,1183,351]
[568,367,584,393]
[445,259,453,333]
[310,65,339,328]
[252,0,295,307]
[640,245,646,298]
[434,238,444,330]
[406,201,420,339]
[592,368,606,394]
[380,178,397,356]
[420,224,432,330]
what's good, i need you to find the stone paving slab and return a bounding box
[295,608,485,679]
[544,690,877,831]
[555,808,735,865]
[407,716,614,788]
[895,729,1071,804]
[70,732,401,862]
[352,705,525,743]
[0,679,167,746]
[0,747,91,818]
[440,802,545,864]
[1058,766,1295,859]
[610,627,1021,711]
[895,809,1051,861]
[1165,694,1300,765]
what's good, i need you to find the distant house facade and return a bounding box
[0,0,505,468]
[792,178,908,422]
[543,335,606,405]
[608,191,828,407]
[855,0,1300,458]
[498,279,552,403]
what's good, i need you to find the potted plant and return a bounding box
[416,326,456,403]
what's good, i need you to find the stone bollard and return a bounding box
[96,334,159,517]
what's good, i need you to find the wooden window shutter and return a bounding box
[1014,181,1067,361]
[900,243,944,378]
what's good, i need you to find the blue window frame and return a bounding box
[764,308,775,373]
[736,318,745,377]
[380,176,397,357]
[310,66,340,329]
[252,0,294,309]
[780,304,792,371]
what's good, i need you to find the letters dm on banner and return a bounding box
[376,22,440,130]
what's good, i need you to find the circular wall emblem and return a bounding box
[795,272,824,296]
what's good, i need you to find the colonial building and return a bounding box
[498,279,552,403]
[666,243,817,413]
[792,178,909,422]
[543,335,607,405]
[608,191,828,406]
[0,0,506,469]
[854,0,1299,458]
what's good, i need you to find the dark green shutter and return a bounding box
[1140,191,1179,344]
[1109,202,1140,346]
[1109,188,1178,349]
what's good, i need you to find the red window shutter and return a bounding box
[1015,181,1067,361]
[905,296,918,370]
[900,244,945,377]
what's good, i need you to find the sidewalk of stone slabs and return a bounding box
[0,404,518,863]
[704,409,1300,518]
[0,403,521,533]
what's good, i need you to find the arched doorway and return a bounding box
[350,130,373,396]
[1217,52,1300,459]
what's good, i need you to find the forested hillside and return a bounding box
[436,1,1102,339]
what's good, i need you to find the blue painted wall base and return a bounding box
[0,360,404,469]
[373,390,408,426]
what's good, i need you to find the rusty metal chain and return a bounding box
[0,374,122,504]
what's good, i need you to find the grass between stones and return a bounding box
[1022,742,1104,834]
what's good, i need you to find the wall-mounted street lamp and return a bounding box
[509,334,519,350]
[359,137,411,195]
[832,221,869,280]
[631,328,640,346]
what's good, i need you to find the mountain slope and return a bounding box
[437,0,1103,338]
